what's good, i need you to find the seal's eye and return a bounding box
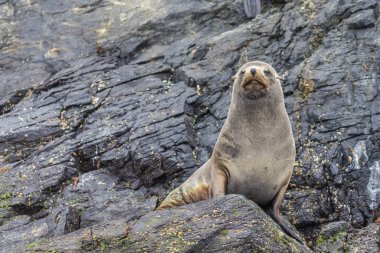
[239,70,246,77]
[264,70,272,77]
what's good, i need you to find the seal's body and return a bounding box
[156,61,302,243]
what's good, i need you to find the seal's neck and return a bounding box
[225,83,288,139]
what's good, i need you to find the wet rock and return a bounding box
[57,170,157,228]
[314,221,380,253]
[0,206,79,252]
[346,9,376,29]
[0,215,30,231]
[314,221,350,253]
[24,195,312,253]
[346,222,380,253]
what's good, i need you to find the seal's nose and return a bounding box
[250,68,257,77]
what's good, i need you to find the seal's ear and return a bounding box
[276,76,284,81]
[231,75,237,81]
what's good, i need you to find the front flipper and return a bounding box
[265,180,305,244]
[210,162,229,198]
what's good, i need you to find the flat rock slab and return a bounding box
[0,206,80,253]
[23,195,311,253]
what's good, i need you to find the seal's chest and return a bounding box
[232,153,289,176]
[227,158,290,205]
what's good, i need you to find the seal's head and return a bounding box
[232,61,282,99]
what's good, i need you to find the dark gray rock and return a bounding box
[314,221,380,253]
[314,221,350,253]
[23,195,312,253]
[0,206,79,252]
[57,169,157,228]
[346,222,380,253]
[346,9,376,29]
[0,0,379,252]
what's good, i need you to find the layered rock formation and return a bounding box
[0,0,379,252]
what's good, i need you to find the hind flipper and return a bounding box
[266,178,305,244]
[155,182,209,210]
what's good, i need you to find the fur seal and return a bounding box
[156,61,303,243]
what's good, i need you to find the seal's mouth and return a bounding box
[241,80,269,91]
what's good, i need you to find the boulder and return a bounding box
[23,195,312,253]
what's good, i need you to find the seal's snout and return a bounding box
[241,67,269,91]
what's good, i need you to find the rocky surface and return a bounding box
[0,0,379,252]
[314,220,380,253]
[20,195,312,253]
